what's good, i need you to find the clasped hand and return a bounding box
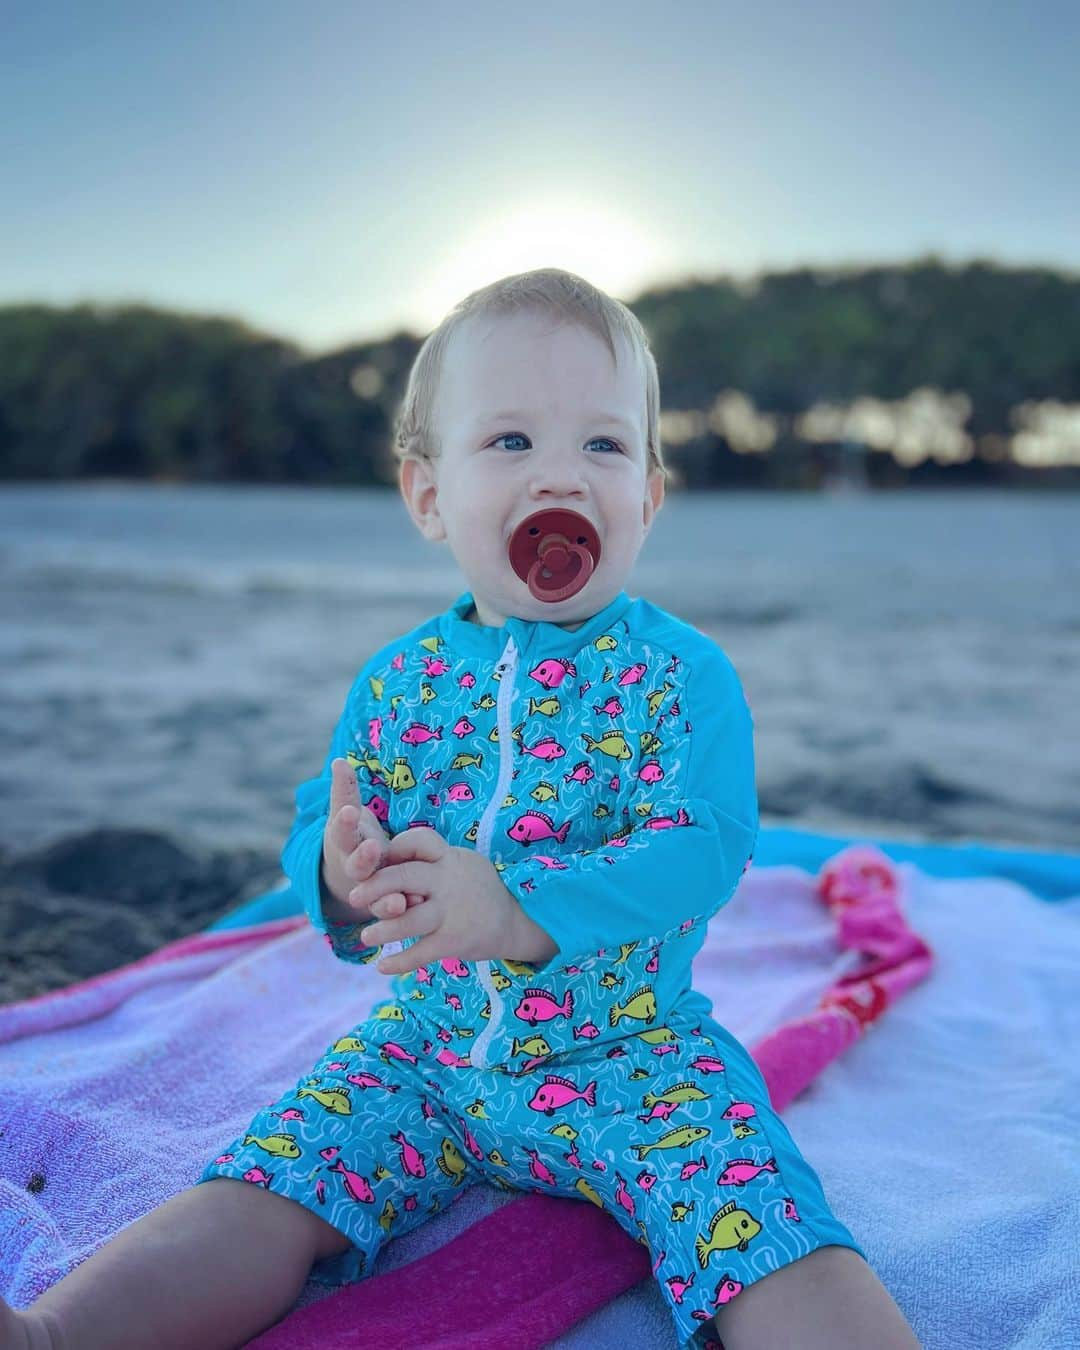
[352,826,525,975]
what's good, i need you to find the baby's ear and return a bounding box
[399,457,447,543]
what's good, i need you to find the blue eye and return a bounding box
[489,433,623,454]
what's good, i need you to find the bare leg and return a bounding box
[711,1245,921,1350]
[2,1177,351,1350]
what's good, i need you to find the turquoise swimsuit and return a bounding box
[198,588,865,1348]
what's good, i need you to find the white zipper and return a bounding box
[468,635,519,1069]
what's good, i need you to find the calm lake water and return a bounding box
[2,482,1078,859]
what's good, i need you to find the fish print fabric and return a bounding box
[197,589,866,1347]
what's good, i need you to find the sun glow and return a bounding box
[416,202,670,328]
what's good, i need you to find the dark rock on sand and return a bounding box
[0,828,283,1006]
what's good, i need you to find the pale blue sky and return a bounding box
[3,1,1078,356]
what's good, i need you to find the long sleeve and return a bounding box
[497,644,759,976]
[280,669,387,966]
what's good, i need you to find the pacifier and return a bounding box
[508,508,602,603]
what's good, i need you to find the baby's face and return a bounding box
[400,310,664,630]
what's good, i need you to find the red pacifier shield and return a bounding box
[507,509,602,603]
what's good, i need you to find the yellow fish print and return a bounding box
[501,793,518,806]
[671,1202,695,1222]
[466,821,479,842]
[608,986,658,1028]
[487,1149,510,1168]
[733,1122,757,1139]
[549,1123,578,1142]
[642,1081,709,1109]
[694,1200,762,1267]
[243,1132,300,1159]
[389,694,405,713]
[465,1099,488,1120]
[633,1124,711,1161]
[633,802,654,818]
[583,731,633,761]
[436,1139,469,1185]
[296,1086,352,1115]
[594,635,618,652]
[613,943,640,965]
[528,696,560,717]
[368,675,384,701]
[487,726,500,742]
[474,694,497,711]
[602,665,614,682]
[640,731,662,756]
[390,758,416,792]
[635,1026,680,1047]
[592,803,612,819]
[599,972,624,990]
[628,1067,651,1081]
[511,1035,551,1058]
[373,1004,404,1021]
[530,781,559,804]
[453,753,483,770]
[419,635,441,653]
[331,1035,365,1053]
[378,1199,398,1234]
[491,970,512,991]
[419,683,437,704]
[373,1163,392,1181]
[647,681,673,718]
[502,958,537,977]
[574,1177,604,1208]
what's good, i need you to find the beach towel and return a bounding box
[2,832,1078,1349]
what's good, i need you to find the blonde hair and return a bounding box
[391,268,666,480]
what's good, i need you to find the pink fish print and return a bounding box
[391,652,405,671]
[392,1129,427,1178]
[523,1148,558,1185]
[422,656,450,676]
[329,1158,375,1203]
[614,1173,635,1218]
[365,795,390,827]
[529,657,577,689]
[527,1073,598,1113]
[243,1166,272,1187]
[717,1158,778,1187]
[507,810,571,845]
[400,722,443,745]
[563,761,594,784]
[319,1147,340,1162]
[435,1047,471,1068]
[451,716,475,737]
[514,986,575,1025]
[665,1272,696,1304]
[523,736,567,761]
[446,783,475,802]
[382,1041,419,1065]
[532,854,569,870]
[680,1157,708,1179]
[314,1177,327,1204]
[721,1101,757,1121]
[784,1196,802,1221]
[440,957,470,978]
[642,808,691,831]
[460,1118,485,1164]
[368,716,382,751]
[573,1021,600,1039]
[459,672,476,689]
[637,760,664,784]
[617,662,648,686]
[593,696,624,717]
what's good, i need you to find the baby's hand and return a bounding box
[321,758,419,924]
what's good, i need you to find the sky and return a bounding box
[3,1,1079,357]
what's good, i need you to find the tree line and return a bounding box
[2,254,1078,489]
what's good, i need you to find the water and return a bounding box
[2,482,1078,858]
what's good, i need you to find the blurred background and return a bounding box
[2,2,1078,1001]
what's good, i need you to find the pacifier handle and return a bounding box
[526,534,595,602]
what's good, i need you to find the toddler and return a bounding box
[3,269,920,1350]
